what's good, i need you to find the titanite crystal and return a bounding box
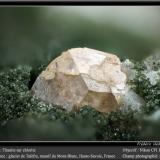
[32,48,127,112]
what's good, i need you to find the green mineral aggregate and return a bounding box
[0,58,159,141]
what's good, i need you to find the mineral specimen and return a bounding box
[32,48,127,112]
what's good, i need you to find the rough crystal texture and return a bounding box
[32,48,127,112]
[121,59,145,111]
[122,59,136,81]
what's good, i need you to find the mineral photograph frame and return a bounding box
[0,5,160,142]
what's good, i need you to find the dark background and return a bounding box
[0,7,160,70]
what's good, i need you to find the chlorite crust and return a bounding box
[32,48,127,112]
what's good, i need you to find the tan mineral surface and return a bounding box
[32,48,127,112]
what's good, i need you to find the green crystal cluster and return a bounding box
[0,59,159,141]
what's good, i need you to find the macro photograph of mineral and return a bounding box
[0,6,160,141]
